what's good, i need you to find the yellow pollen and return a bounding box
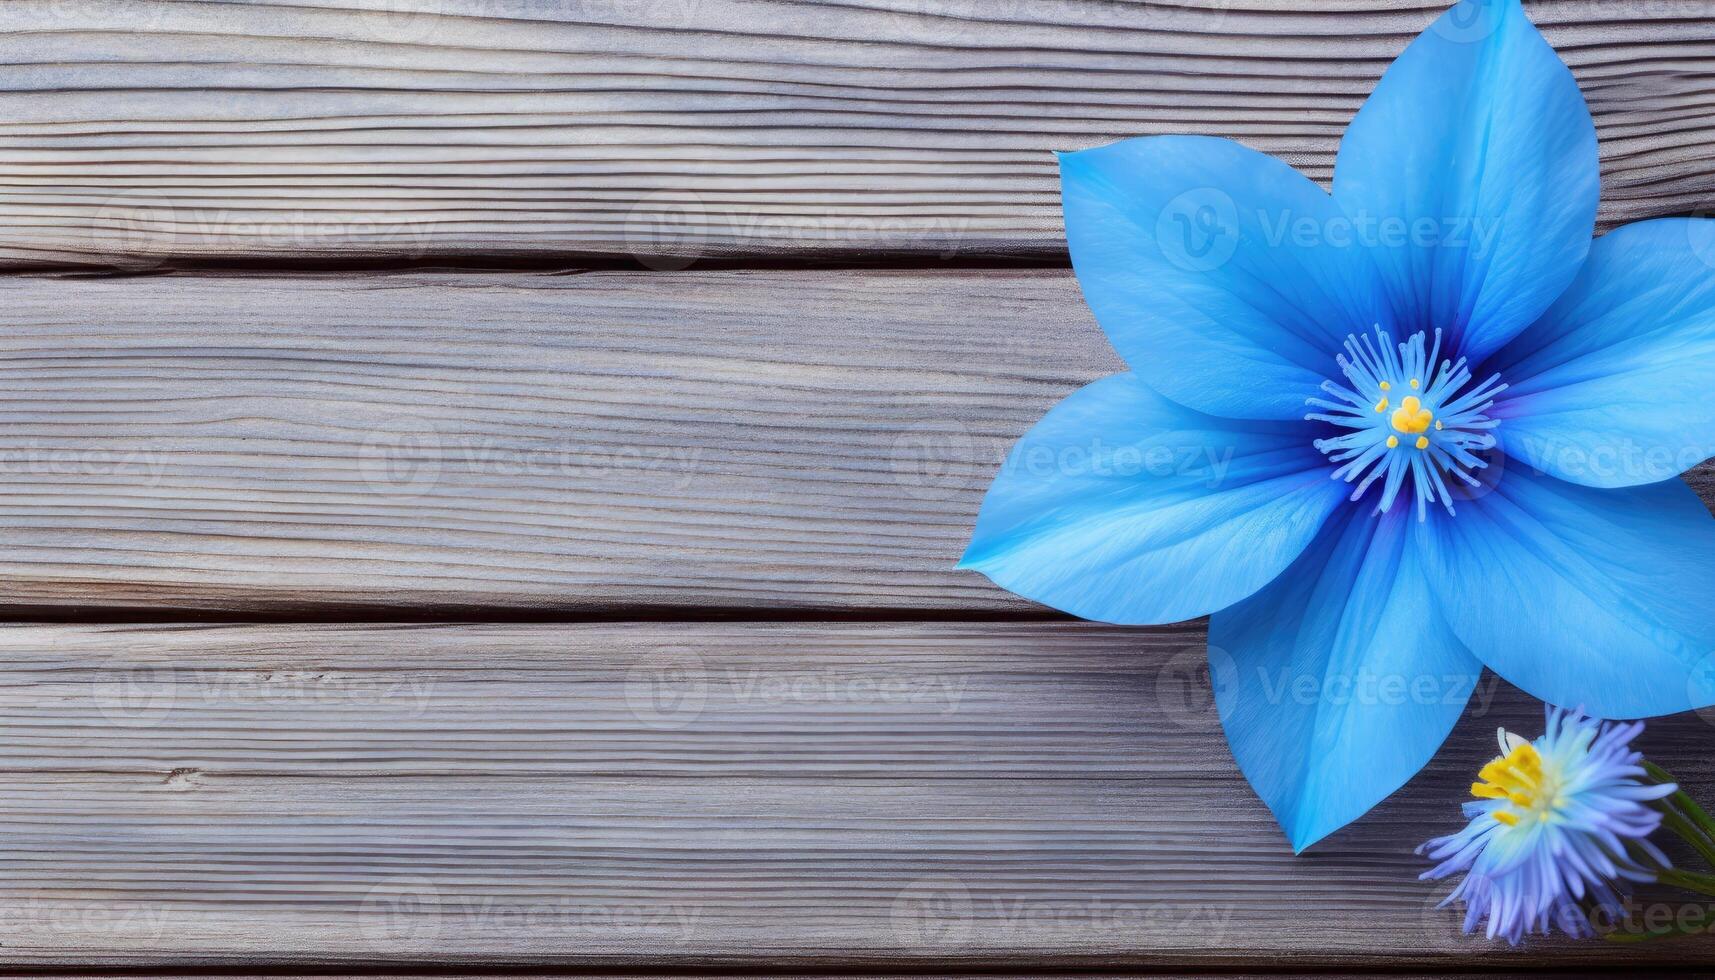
[1410,378,1421,389]
[1379,381,1391,391]
[1471,741,1551,828]
[1435,420,1444,430]
[1415,436,1429,450]
[1374,397,1389,413]
[1391,395,1434,435]
[1385,435,1399,448]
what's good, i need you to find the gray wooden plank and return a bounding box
[0,0,1711,267]
[5,267,1712,613]
[0,268,1118,612]
[3,621,1714,967]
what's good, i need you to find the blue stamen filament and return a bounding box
[1307,327,1506,520]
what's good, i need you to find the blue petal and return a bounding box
[1061,136,1388,420]
[1211,508,1481,852]
[1488,219,1715,487]
[960,372,1345,624]
[1418,467,1715,718]
[1333,0,1598,365]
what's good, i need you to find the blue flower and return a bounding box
[960,0,1715,850]
[1419,708,1675,944]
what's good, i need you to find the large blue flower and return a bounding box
[960,0,1715,851]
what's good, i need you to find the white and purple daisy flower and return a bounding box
[960,0,1715,850]
[1420,708,1676,944]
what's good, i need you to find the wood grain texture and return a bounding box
[0,0,1712,267]
[0,268,1121,612]
[3,621,1715,967]
[5,266,1714,614]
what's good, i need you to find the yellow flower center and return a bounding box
[1470,739,1562,827]
[1391,394,1434,435]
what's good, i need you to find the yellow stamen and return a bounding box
[1386,435,1399,449]
[1374,397,1389,413]
[1435,420,1444,430]
[1415,436,1429,450]
[1410,378,1421,389]
[1470,741,1547,828]
[1390,395,1434,435]
[1379,381,1391,391]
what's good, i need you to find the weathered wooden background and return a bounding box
[3,0,1715,973]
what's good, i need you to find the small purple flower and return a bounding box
[1420,708,1676,944]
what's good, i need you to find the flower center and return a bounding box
[1470,734,1563,828]
[1307,328,1507,519]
